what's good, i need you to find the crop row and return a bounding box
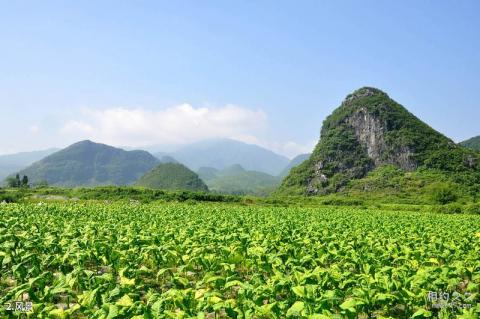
[0,202,479,318]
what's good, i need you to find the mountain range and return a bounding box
[197,164,281,196]
[4,89,479,198]
[6,139,306,193]
[159,139,290,176]
[16,140,159,187]
[0,149,58,181]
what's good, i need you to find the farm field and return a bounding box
[0,202,479,318]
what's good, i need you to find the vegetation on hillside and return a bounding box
[5,174,29,188]
[17,140,159,187]
[196,167,220,182]
[198,164,281,196]
[168,139,289,175]
[136,163,208,192]
[0,148,58,181]
[278,153,311,178]
[0,186,242,204]
[279,87,480,198]
[460,135,480,151]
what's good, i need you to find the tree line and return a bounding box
[5,174,29,188]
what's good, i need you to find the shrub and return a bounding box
[432,203,463,214]
[427,182,458,204]
[0,191,22,203]
[465,203,480,215]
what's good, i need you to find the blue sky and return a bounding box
[1,1,479,157]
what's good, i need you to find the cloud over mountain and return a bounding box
[59,104,313,158]
[62,104,267,148]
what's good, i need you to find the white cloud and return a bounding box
[61,104,268,148]
[29,125,40,134]
[59,104,318,158]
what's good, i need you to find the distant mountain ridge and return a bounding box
[6,139,302,189]
[196,167,219,182]
[278,153,311,177]
[17,140,159,187]
[158,139,290,175]
[460,136,480,151]
[0,149,58,181]
[198,164,280,195]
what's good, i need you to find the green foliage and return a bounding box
[34,180,49,188]
[40,186,238,203]
[21,175,29,187]
[427,182,459,205]
[202,164,281,196]
[433,202,480,215]
[0,202,479,317]
[4,174,29,188]
[0,148,58,181]
[17,140,159,187]
[4,176,18,188]
[196,167,219,182]
[135,163,208,192]
[278,153,311,178]
[276,159,317,195]
[335,165,480,206]
[0,189,24,203]
[280,87,480,197]
[464,203,480,214]
[460,135,480,151]
[431,203,463,214]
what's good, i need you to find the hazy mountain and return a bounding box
[199,164,281,195]
[279,87,480,195]
[17,140,159,187]
[278,153,311,177]
[460,136,480,151]
[136,163,208,191]
[197,167,220,182]
[0,149,58,181]
[167,139,289,175]
[157,155,179,164]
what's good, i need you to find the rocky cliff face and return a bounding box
[346,105,417,171]
[280,87,479,195]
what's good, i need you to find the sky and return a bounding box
[1,1,479,158]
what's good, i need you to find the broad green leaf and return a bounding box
[116,294,133,307]
[340,298,364,311]
[120,276,135,286]
[106,304,120,319]
[48,308,67,319]
[208,296,223,304]
[286,301,305,317]
[292,286,305,298]
[411,308,432,318]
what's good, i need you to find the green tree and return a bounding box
[21,175,29,188]
[5,177,17,188]
[15,174,21,187]
[469,184,480,202]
